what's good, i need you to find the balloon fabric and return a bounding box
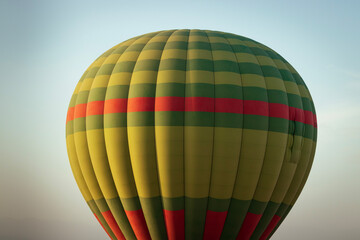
[66,29,317,240]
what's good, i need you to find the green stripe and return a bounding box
[120,196,142,211]
[84,58,303,85]
[162,196,184,211]
[68,112,315,140]
[76,91,90,104]
[207,198,231,212]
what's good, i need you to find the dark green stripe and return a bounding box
[120,196,142,211]
[105,85,130,100]
[85,58,303,85]
[76,91,90,104]
[162,196,184,211]
[94,198,111,212]
[207,198,231,212]
[71,111,314,140]
[88,87,107,102]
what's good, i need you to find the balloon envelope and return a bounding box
[66,29,317,240]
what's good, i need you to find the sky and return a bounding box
[0,0,359,239]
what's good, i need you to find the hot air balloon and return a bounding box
[66,29,317,240]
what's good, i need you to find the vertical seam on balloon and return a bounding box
[220,33,245,239]
[103,36,157,240]
[87,40,140,240]
[236,38,270,239]
[251,44,306,239]
[202,30,217,239]
[268,52,316,238]
[126,30,169,240]
[154,29,179,240]
[183,29,190,239]
[72,47,119,239]
[243,41,291,239]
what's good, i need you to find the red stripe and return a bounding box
[101,210,125,240]
[216,98,243,113]
[72,97,317,128]
[124,209,151,240]
[155,96,185,111]
[66,107,75,123]
[128,97,155,112]
[74,103,87,119]
[163,209,185,240]
[94,213,114,240]
[269,102,289,119]
[236,212,262,240]
[203,210,228,240]
[243,100,269,116]
[104,98,128,114]
[87,101,105,116]
[185,97,214,112]
[259,215,281,240]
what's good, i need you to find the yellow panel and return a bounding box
[91,75,111,89]
[283,138,314,205]
[184,126,214,198]
[253,132,288,202]
[148,35,169,43]
[104,54,122,64]
[232,129,268,200]
[227,38,243,45]
[270,161,297,203]
[157,70,186,84]
[166,35,188,42]
[137,50,163,60]
[73,131,104,200]
[214,72,242,86]
[187,49,213,60]
[284,81,301,95]
[189,36,208,42]
[235,53,259,64]
[66,135,93,202]
[155,126,184,198]
[86,129,119,199]
[208,36,228,44]
[257,56,277,67]
[186,71,213,84]
[212,51,237,61]
[78,78,94,91]
[127,126,161,198]
[118,51,143,61]
[243,40,258,48]
[209,128,242,199]
[161,49,187,60]
[107,72,132,86]
[131,71,158,84]
[265,77,287,92]
[104,127,138,199]
[241,74,266,88]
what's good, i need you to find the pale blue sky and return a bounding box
[0,0,359,239]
